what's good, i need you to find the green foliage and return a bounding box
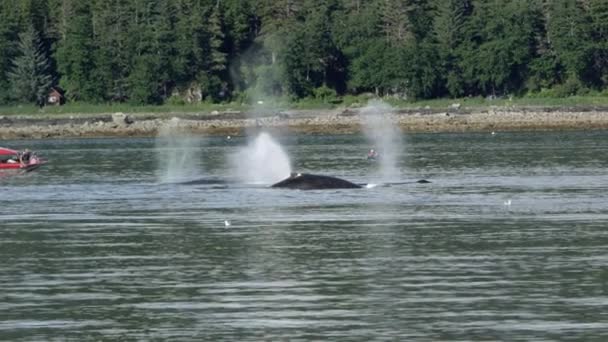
[8,24,52,105]
[546,0,594,85]
[283,24,314,98]
[281,0,344,98]
[432,0,471,97]
[0,1,21,103]
[1,0,608,106]
[91,0,133,101]
[252,64,284,98]
[126,0,175,104]
[589,0,608,87]
[552,76,587,98]
[0,101,248,116]
[128,55,160,105]
[165,95,186,106]
[313,85,338,103]
[348,40,388,94]
[54,1,98,102]
[403,41,442,99]
[458,0,539,96]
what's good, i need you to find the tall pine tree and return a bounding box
[332,0,383,95]
[91,0,133,101]
[433,0,472,97]
[0,1,23,103]
[546,0,594,92]
[8,24,53,105]
[589,0,608,87]
[127,0,175,104]
[54,0,99,101]
[459,0,539,95]
[283,0,344,97]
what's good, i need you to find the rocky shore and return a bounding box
[2,106,608,140]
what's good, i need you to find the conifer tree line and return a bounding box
[1,0,608,106]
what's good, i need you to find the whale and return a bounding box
[171,174,431,190]
[176,177,229,185]
[271,173,362,190]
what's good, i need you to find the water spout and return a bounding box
[361,100,403,182]
[155,125,203,183]
[230,132,291,185]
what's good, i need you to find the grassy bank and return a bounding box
[2,95,608,117]
[386,95,608,109]
[0,102,249,117]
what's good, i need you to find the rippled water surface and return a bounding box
[2,131,608,341]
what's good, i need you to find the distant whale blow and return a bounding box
[271,173,362,190]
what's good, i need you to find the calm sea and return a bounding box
[1,131,608,341]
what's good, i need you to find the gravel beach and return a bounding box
[2,106,608,140]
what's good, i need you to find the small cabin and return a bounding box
[47,87,65,106]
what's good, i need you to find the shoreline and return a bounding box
[2,107,608,140]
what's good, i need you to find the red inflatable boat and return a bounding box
[0,147,46,171]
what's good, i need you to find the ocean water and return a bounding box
[1,131,608,341]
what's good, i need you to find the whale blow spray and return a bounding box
[231,132,292,185]
[156,125,203,183]
[361,100,403,182]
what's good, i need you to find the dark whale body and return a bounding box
[177,177,229,185]
[271,173,362,190]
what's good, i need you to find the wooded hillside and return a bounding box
[1,0,607,105]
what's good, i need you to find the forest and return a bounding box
[1,0,607,106]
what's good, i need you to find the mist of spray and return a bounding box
[230,131,292,185]
[228,45,292,185]
[361,100,403,182]
[155,125,203,183]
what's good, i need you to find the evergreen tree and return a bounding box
[408,0,435,41]
[459,0,539,95]
[171,0,231,102]
[246,0,300,99]
[0,1,20,103]
[333,1,384,94]
[347,40,386,95]
[222,0,255,55]
[433,0,472,97]
[222,0,257,94]
[204,3,228,101]
[172,0,207,87]
[54,1,99,101]
[1,0,608,104]
[546,0,594,90]
[16,0,50,35]
[405,40,442,99]
[91,0,134,101]
[282,0,344,97]
[8,24,53,105]
[129,55,159,104]
[127,0,175,104]
[524,0,560,92]
[378,0,414,46]
[589,0,608,86]
[283,22,314,97]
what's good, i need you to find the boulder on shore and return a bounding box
[112,112,134,126]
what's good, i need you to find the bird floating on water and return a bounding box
[224,220,231,227]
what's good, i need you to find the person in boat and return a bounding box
[367,148,379,160]
[0,155,17,164]
[19,149,31,166]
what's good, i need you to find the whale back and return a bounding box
[271,173,362,190]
